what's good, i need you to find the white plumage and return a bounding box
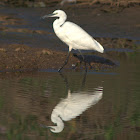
[43,87,103,133]
[42,10,104,71]
[54,21,104,53]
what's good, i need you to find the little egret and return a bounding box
[42,10,104,72]
[42,87,103,133]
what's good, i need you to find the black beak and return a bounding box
[40,124,55,131]
[41,13,56,19]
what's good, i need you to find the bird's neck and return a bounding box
[53,16,66,30]
[50,115,64,133]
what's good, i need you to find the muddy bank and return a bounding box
[1,0,140,7]
[0,37,138,73]
[0,43,112,72]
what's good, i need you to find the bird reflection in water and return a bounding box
[41,87,103,133]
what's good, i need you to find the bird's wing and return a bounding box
[62,91,103,121]
[62,21,102,51]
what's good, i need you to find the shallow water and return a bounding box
[0,51,140,140]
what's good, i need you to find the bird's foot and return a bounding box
[58,68,61,72]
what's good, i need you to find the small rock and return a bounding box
[42,49,52,55]
[0,48,6,52]
[34,2,46,8]
[15,47,26,52]
[39,2,46,8]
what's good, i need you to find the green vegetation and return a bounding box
[7,113,45,140]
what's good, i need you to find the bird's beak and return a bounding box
[41,13,56,19]
[40,124,55,131]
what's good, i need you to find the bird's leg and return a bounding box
[81,70,87,88]
[59,72,69,90]
[78,50,84,61]
[78,50,88,71]
[84,62,87,72]
[58,51,70,72]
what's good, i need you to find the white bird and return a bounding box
[42,10,104,72]
[42,87,103,133]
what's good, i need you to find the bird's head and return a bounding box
[40,114,64,133]
[41,10,67,19]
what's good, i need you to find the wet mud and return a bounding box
[0,43,112,72]
[0,38,137,73]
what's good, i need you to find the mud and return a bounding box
[0,43,111,72]
[0,37,138,73]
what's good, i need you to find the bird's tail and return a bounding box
[94,39,104,53]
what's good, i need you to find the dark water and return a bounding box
[0,7,140,50]
[0,51,140,140]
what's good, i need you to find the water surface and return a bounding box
[0,51,140,140]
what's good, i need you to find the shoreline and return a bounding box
[0,37,138,73]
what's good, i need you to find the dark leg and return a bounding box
[58,51,70,72]
[59,72,69,90]
[81,69,87,88]
[79,50,88,72]
[78,50,84,61]
[84,62,87,72]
